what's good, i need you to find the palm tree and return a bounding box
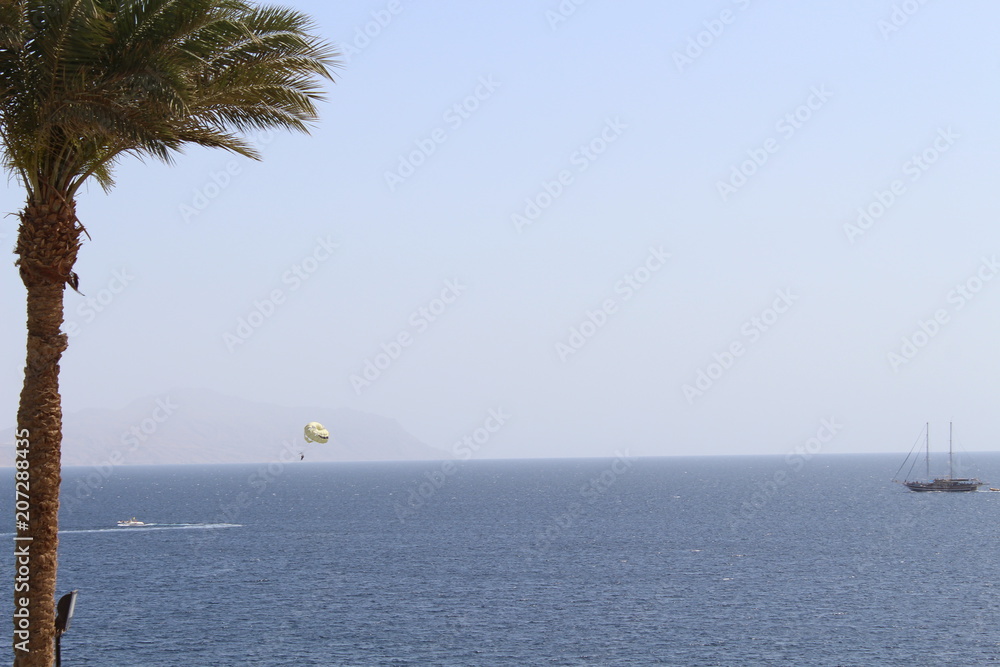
[0,1,336,663]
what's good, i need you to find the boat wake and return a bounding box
[0,523,242,537]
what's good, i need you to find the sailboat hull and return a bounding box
[904,479,981,492]
[897,423,984,492]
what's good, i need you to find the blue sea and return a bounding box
[4,453,1000,666]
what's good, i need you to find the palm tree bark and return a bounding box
[13,200,82,667]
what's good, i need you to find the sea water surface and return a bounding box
[3,454,1000,666]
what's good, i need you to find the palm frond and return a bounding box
[0,0,338,201]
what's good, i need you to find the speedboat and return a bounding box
[117,517,146,527]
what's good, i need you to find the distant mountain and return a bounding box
[0,388,447,466]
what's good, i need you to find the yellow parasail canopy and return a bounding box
[303,422,330,444]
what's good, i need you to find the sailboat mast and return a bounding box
[949,422,954,480]
[925,422,930,480]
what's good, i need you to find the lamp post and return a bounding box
[54,591,78,667]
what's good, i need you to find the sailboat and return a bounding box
[895,422,983,492]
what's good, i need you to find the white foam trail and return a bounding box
[0,523,242,537]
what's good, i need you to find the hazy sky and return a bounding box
[3,1,1000,460]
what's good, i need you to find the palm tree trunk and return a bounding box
[13,201,81,667]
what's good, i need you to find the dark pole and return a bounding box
[54,590,78,667]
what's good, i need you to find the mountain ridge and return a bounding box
[0,387,447,466]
